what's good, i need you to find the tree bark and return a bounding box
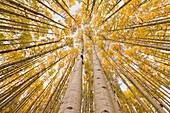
[91,40,120,113]
[5,0,68,28]
[109,55,167,113]
[0,38,62,54]
[102,0,131,24]
[58,42,84,113]
[116,82,137,113]
[53,0,76,22]
[0,25,56,35]
[0,17,51,29]
[0,44,66,70]
[36,0,66,19]
[107,0,122,14]
[104,39,170,51]
[119,74,151,113]
[0,8,63,29]
[109,18,170,31]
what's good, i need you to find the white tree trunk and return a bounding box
[91,41,120,113]
[58,43,84,113]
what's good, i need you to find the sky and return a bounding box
[44,1,128,91]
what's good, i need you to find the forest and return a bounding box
[0,0,169,112]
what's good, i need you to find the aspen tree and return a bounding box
[58,41,84,113]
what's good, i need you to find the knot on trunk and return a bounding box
[102,110,109,113]
[102,86,107,89]
[67,106,73,109]
[81,55,83,59]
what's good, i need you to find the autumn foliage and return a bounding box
[0,0,169,112]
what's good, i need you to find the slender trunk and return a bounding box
[0,57,35,77]
[15,0,44,12]
[0,8,63,29]
[120,53,169,89]
[0,50,49,75]
[36,0,66,19]
[0,59,47,90]
[11,68,60,113]
[139,51,170,62]
[86,0,89,10]
[0,25,57,35]
[117,37,170,44]
[103,68,121,113]
[89,74,93,113]
[82,74,88,113]
[54,0,76,21]
[102,66,130,113]
[143,99,155,113]
[114,90,126,113]
[0,1,46,21]
[103,53,169,112]
[116,83,137,113]
[110,56,167,113]
[102,48,167,112]
[120,63,170,111]
[0,40,46,46]
[148,35,170,37]
[115,50,169,92]
[122,58,170,98]
[24,69,61,113]
[119,74,151,112]
[137,58,169,77]
[0,56,65,109]
[109,18,170,31]
[41,59,73,113]
[102,0,131,24]
[122,58,170,97]
[58,42,84,113]
[0,38,62,54]
[0,21,49,31]
[89,0,96,18]
[146,57,169,66]
[62,0,69,9]
[0,37,20,41]
[0,54,47,79]
[0,55,66,102]
[91,40,119,112]
[107,0,122,14]
[0,17,51,29]
[142,17,170,24]
[0,44,66,70]
[5,0,68,28]
[46,60,74,113]
[104,39,170,51]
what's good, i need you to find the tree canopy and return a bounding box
[0,0,169,112]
